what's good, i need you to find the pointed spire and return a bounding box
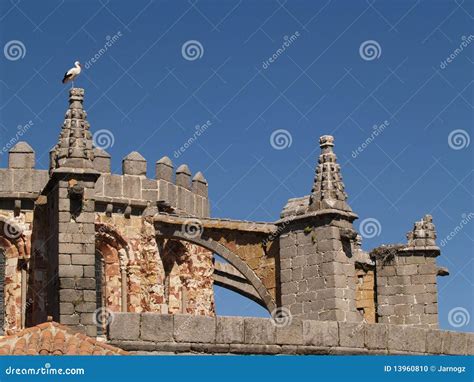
[50,88,94,171]
[307,135,352,213]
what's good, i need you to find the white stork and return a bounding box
[62,61,81,88]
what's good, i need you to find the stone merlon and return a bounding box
[8,141,35,169]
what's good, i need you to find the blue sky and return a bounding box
[0,0,472,331]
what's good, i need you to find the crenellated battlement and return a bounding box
[0,88,210,218]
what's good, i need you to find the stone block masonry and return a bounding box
[0,87,470,355]
[108,313,474,355]
[374,215,442,328]
[277,135,362,323]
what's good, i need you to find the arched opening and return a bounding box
[154,229,276,314]
[213,255,270,318]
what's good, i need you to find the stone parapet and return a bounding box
[94,173,209,217]
[0,169,49,197]
[108,313,474,355]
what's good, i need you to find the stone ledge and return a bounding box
[107,313,474,355]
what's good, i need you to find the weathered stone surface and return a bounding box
[303,320,338,346]
[388,325,426,353]
[140,313,174,342]
[174,315,216,343]
[244,318,275,344]
[276,320,303,345]
[216,316,244,344]
[365,323,388,350]
[109,313,141,340]
[339,322,364,348]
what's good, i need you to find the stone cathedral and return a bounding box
[0,88,471,355]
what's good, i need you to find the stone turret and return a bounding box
[308,135,352,213]
[42,88,100,336]
[8,142,35,169]
[156,156,173,182]
[176,164,191,190]
[277,135,361,322]
[374,215,441,328]
[50,88,94,171]
[122,151,146,176]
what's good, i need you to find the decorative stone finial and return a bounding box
[307,135,352,213]
[50,88,94,171]
[406,214,437,247]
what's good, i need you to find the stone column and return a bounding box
[374,215,441,328]
[54,173,99,336]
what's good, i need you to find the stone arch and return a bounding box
[155,231,276,314]
[95,223,129,313]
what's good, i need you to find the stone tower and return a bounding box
[43,88,100,336]
[374,215,441,328]
[277,135,361,322]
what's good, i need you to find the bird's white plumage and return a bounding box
[62,61,81,86]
